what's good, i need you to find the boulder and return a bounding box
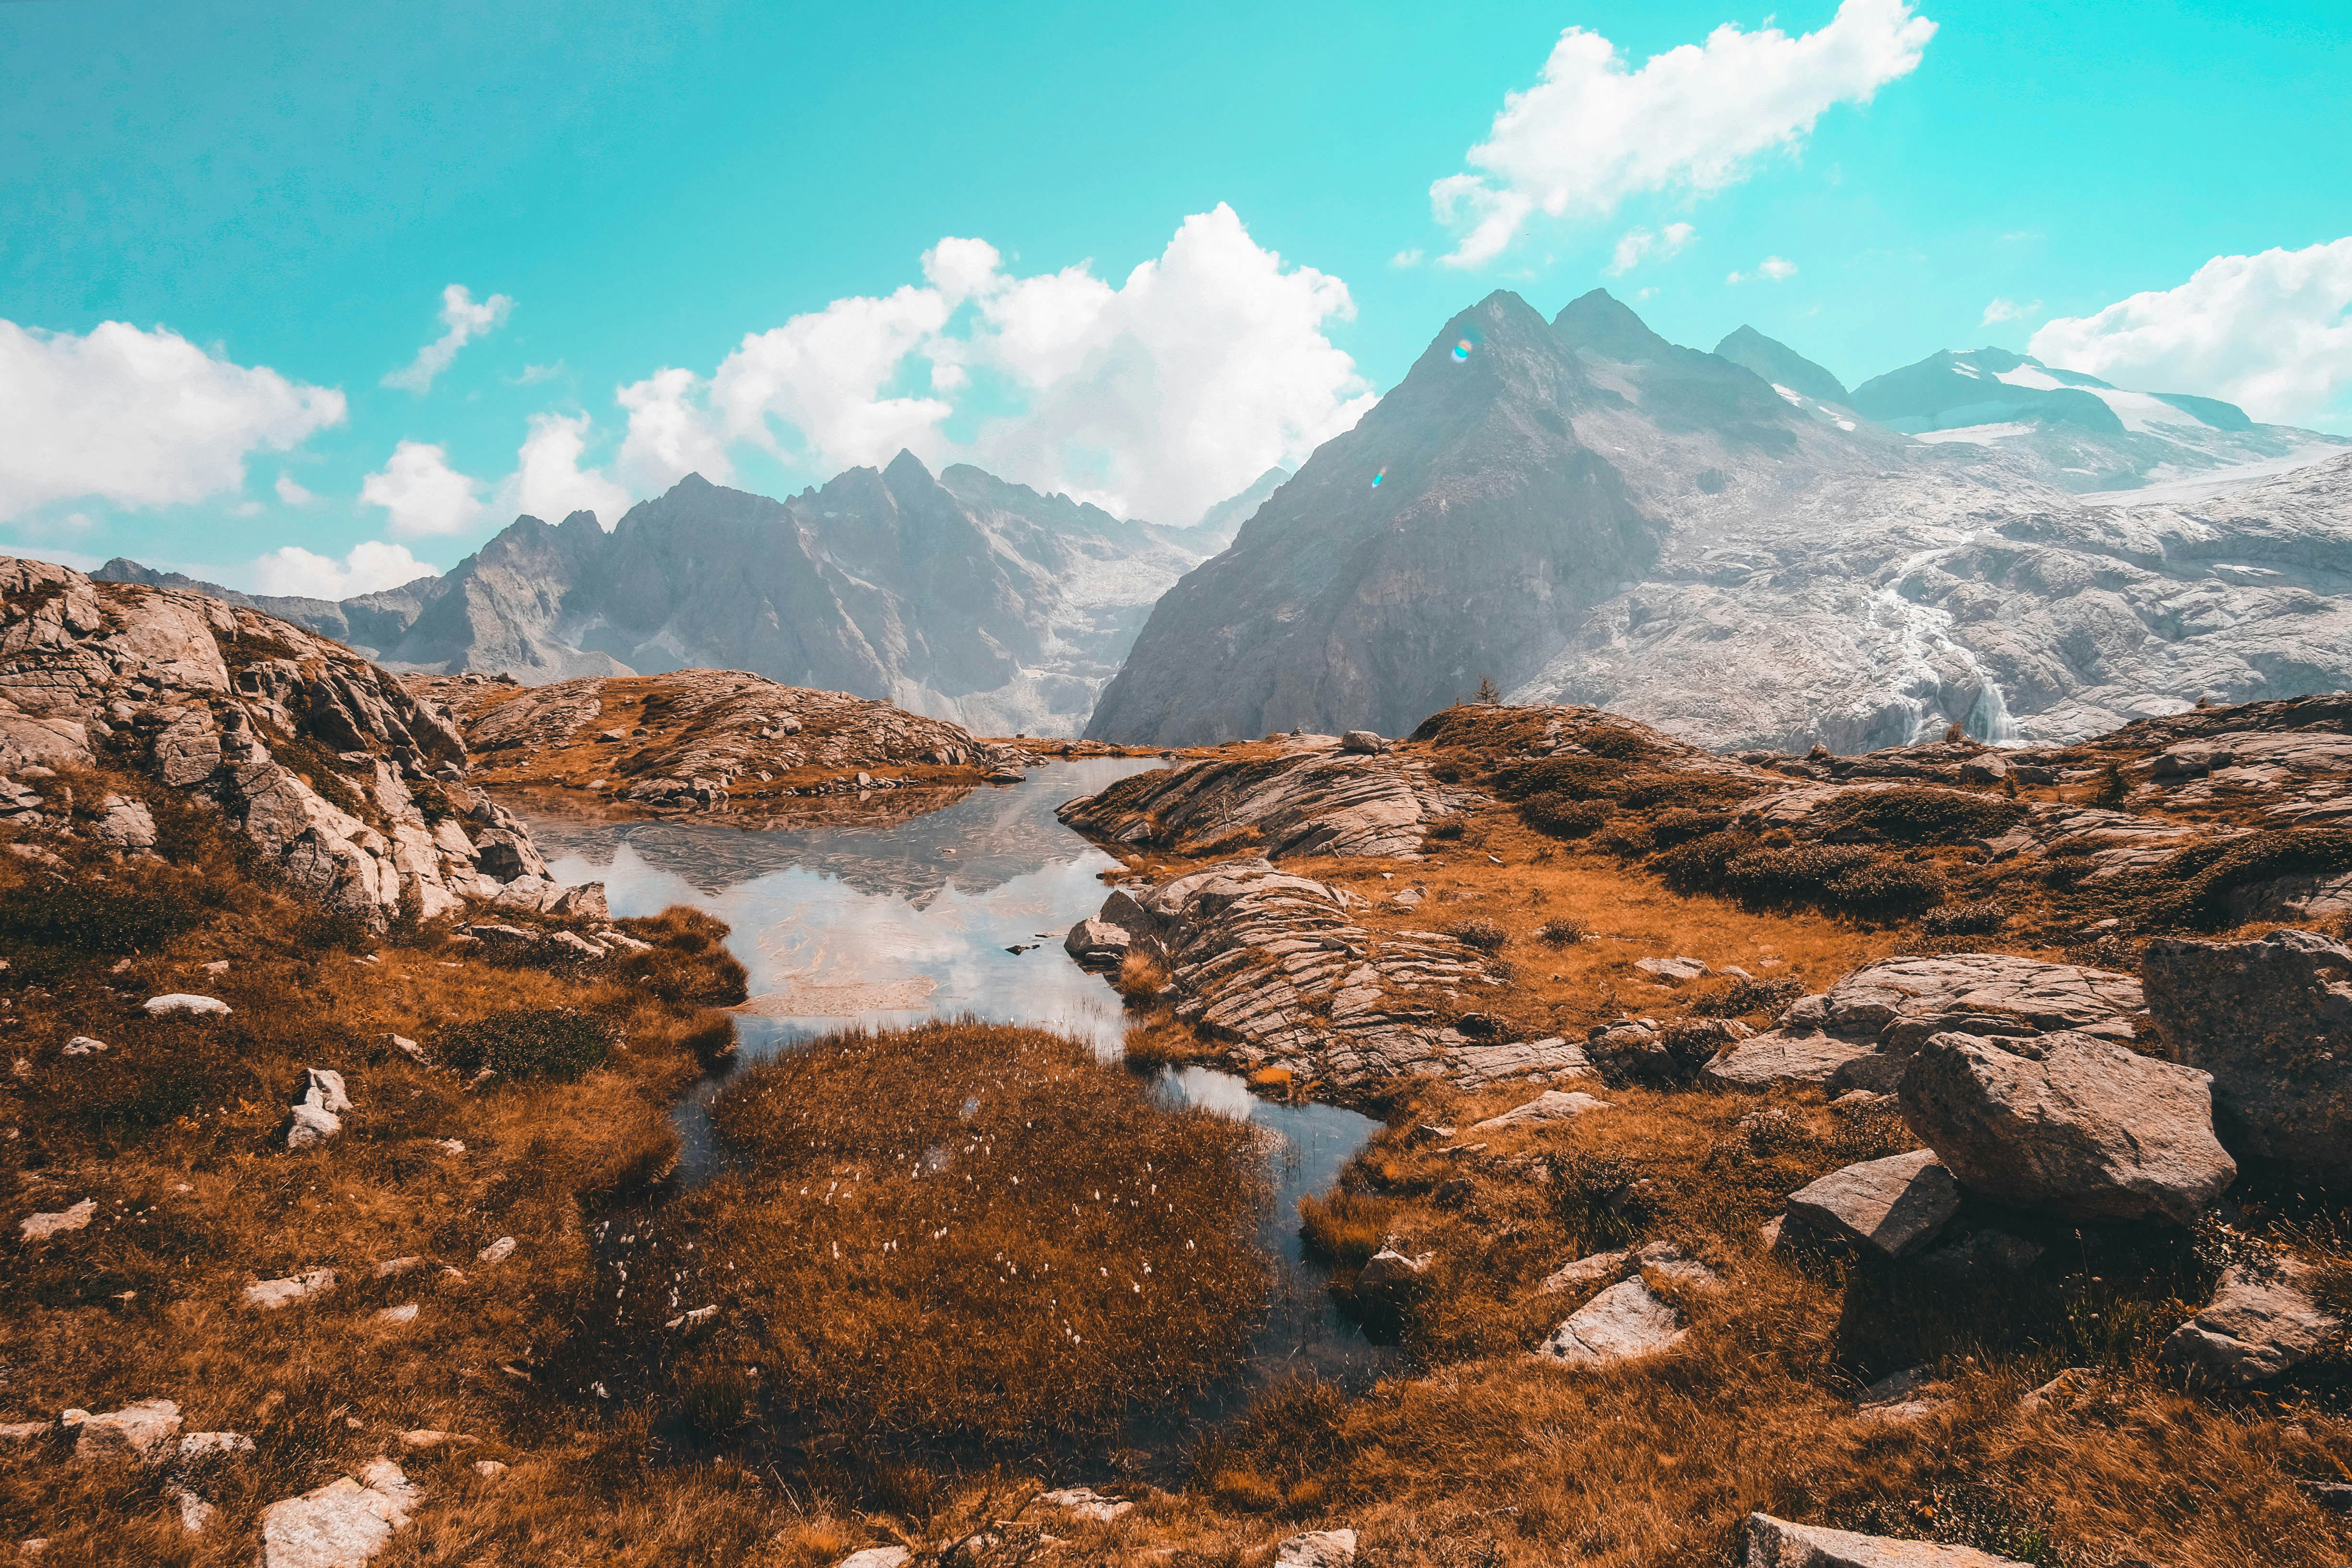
[2160,1257,2342,1386]
[1339,730,1383,754]
[1784,1151,1960,1259]
[1353,1247,1433,1308]
[1471,1090,1609,1132]
[1744,1513,2028,1566]
[1704,1031,1875,1091]
[257,1458,418,1568]
[1537,1248,1631,1294]
[1898,1030,2236,1225]
[1275,1528,1357,1567]
[1634,955,1710,984]
[1534,1278,1686,1366]
[1064,917,1133,969]
[19,1198,95,1242]
[2141,928,2352,1181]
[68,1399,181,1464]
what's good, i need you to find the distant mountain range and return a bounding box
[1088,289,2351,749]
[111,292,2349,749]
[103,460,1285,736]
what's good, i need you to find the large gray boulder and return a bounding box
[257,1458,419,1568]
[1784,1150,1960,1259]
[2142,928,2352,1181]
[1898,1031,2235,1225]
[1745,1513,2029,1566]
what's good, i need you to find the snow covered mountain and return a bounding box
[1087,290,2352,751]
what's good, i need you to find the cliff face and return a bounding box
[0,557,562,923]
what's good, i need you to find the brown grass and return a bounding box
[583,1021,1274,1450]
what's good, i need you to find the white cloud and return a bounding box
[1727,256,1798,284]
[607,205,1373,525]
[382,284,513,394]
[275,473,315,506]
[2028,238,2352,428]
[616,367,736,491]
[499,412,632,526]
[1432,0,1935,266]
[1980,296,2042,326]
[1605,222,1698,276]
[245,539,439,600]
[0,319,344,523]
[359,440,486,537]
[512,362,564,385]
[1390,248,1425,269]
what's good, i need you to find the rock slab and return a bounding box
[258,1458,419,1568]
[1534,1278,1686,1366]
[1745,1513,2030,1566]
[2160,1258,2343,1386]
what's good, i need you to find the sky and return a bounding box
[3,0,2347,598]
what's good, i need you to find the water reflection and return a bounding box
[517,762,1396,1438]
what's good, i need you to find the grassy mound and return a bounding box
[599,1021,1272,1448]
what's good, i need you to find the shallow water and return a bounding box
[520,760,1395,1458]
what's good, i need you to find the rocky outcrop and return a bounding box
[1055,740,1475,858]
[1071,858,1591,1101]
[0,557,570,924]
[1708,953,2146,1092]
[419,668,1002,810]
[1898,1030,2236,1225]
[2142,928,2352,1180]
[257,1457,418,1568]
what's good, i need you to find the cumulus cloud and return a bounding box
[382,284,513,394]
[499,412,633,526]
[607,205,1372,526]
[1605,222,1697,276]
[1432,0,1935,266]
[1727,256,1799,284]
[2029,238,2352,428]
[0,319,345,523]
[274,473,315,506]
[246,539,440,600]
[1980,296,2042,326]
[359,440,486,537]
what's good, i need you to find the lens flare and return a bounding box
[1451,338,1475,362]
[1371,469,1385,488]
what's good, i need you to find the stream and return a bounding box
[517,758,1394,1464]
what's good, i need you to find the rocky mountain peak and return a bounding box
[1553,287,1676,362]
[1714,324,1851,406]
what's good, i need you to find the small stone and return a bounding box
[399,1429,477,1451]
[177,1431,255,1459]
[286,1103,342,1151]
[142,994,231,1016]
[175,1490,216,1533]
[477,1237,516,1264]
[472,1459,509,1479]
[1275,1529,1357,1568]
[835,1551,913,1568]
[1784,1150,1960,1260]
[2019,1367,2102,1413]
[61,1035,108,1056]
[390,1034,428,1065]
[1353,1247,1433,1308]
[20,1198,96,1242]
[1634,956,1710,984]
[1537,1248,1630,1294]
[373,1257,422,1278]
[375,1304,419,1325]
[0,1421,49,1446]
[1040,1486,1133,1522]
[244,1268,338,1311]
[202,959,230,974]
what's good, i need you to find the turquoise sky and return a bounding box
[3,0,2347,588]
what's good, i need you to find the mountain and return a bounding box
[107,458,1254,737]
[1089,289,2352,751]
[1180,465,1291,548]
[1713,324,1850,406]
[1849,346,2338,493]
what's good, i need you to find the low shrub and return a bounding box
[0,872,210,954]
[1719,844,1879,904]
[1519,793,1611,838]
[1924,898,2010,936]
[1446,919,1507,953]
[1650,807,1733,847]
[1819,786,2026,845]
[1535,918,1586,947]
[437,1007,618,1080]
[1425,816,1466,841]
[2134,828,2352,931]
[1690,974,1805,1019]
